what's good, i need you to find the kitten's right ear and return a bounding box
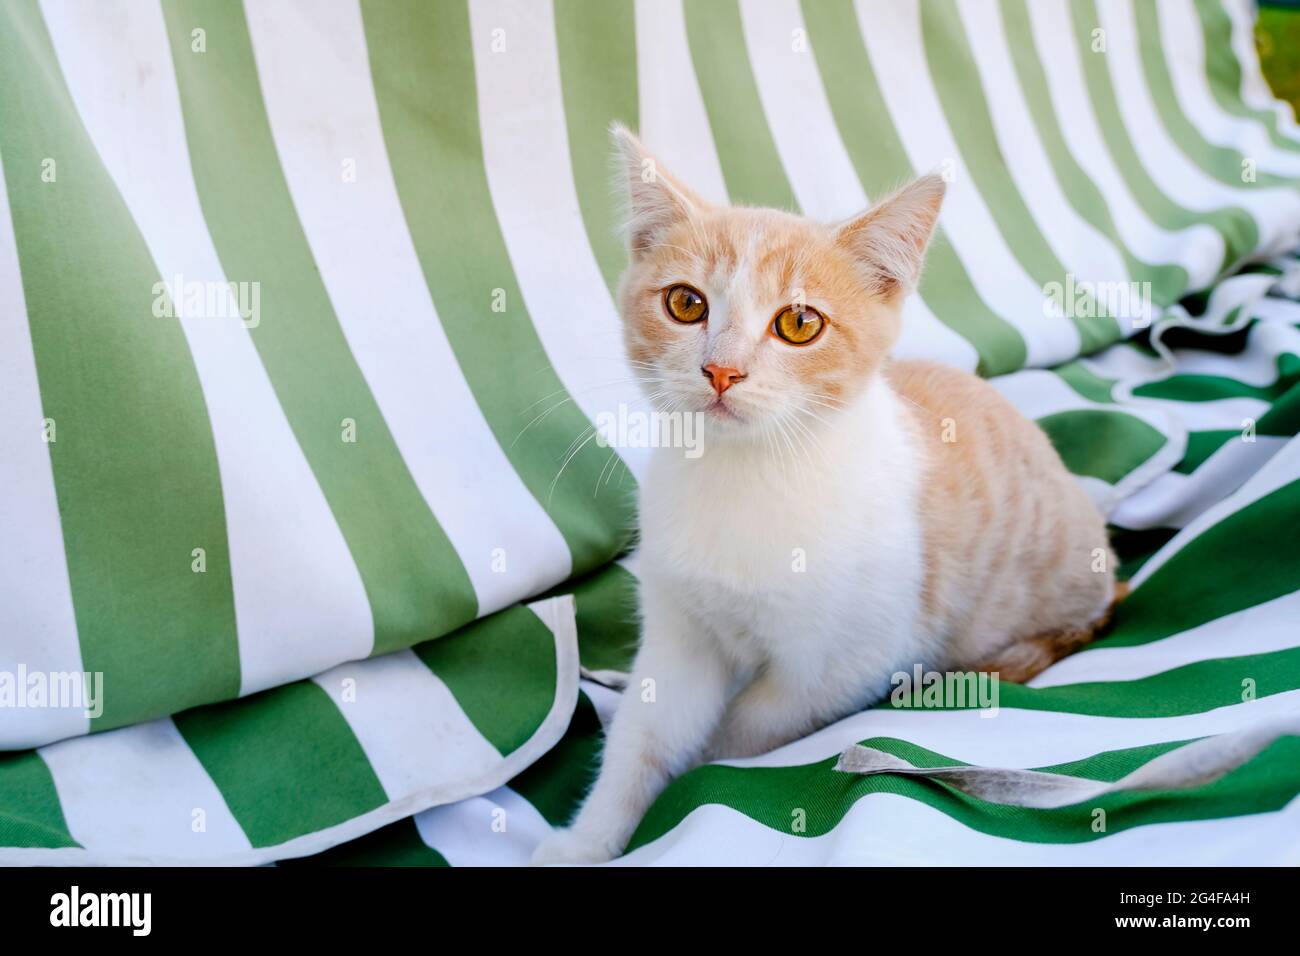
[611,123,707,256]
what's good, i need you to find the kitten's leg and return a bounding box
[532,586,730,864]
[706,668,823,760]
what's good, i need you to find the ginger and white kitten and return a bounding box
[532,127,1117,865]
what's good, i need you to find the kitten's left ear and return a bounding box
[834,173,945,298]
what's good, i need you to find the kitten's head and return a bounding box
[612,125,944,441]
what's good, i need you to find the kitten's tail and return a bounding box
[978,579,1130,684]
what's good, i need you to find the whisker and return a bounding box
[519,376,667,415]
[511,396,574,449]
[549,427,599,506]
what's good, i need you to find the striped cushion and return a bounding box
[2,0,1300,863]
[0,595,578,864]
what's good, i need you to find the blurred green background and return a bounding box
[1259,2,1300,112]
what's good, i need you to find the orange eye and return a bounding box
[663,284,708,324]
[771,305,825,345]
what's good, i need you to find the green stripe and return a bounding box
[1134,352,1300,403]
[554,0,638,297]
[0,1,240,729]
[1142,0,1294,191]
[1195,0,1300,155]
[1258,377,1300,435]
[1110,477,1300,646]
[174,682,387,848]
[684,0,798,210]
[161,0,476,656]
[413,604,558,756]
[1054,360,1117,403]
[1037,409,1167,484]
[1176,429,1238,474]
[922,0,1116,353]
[999,0,1186,306]
[0,751,78,849]
[287,817,448,867]
[572,563,640,673]
[629,733,1300,851]
[998,646,1300,717]
[802,0,1026,377]
[541,560,640,673]
[508,692,603,826]
[360,0,634,575]
[1070,0,1256,276]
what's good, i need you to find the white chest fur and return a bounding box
[637,380,931,683]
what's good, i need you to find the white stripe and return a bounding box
[247,0,573,611]
[1027,0,1223,289]
[40,0,375,695]
[617,789,1300,866]
[989,367,1184,512]
[1097,0,1300,258]
[312,650,501,801]
[634,0,729,204]
[1118,394,1269,433]
[857,0,1081,368]
[1133,434,1300,586]
[958,0,1150,334]
[0,154,86,749]
[1034,589,1300,688]
[991,368,1168,429]
[39,718,251,860]
[739,0,867,222]
[737,0,978,371]
[413,786,552,866]
[1109,433,1287,530]
[1159,0,1300,177]
[722,687,1300,776]
[468,0,650,482]
[1081,342,1169,382]
[1253,294,1300,326]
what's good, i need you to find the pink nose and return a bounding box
[702,364,746,397]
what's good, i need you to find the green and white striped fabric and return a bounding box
[0,595,577,864]
[1,0,1299,864]
[12,279,1295,866]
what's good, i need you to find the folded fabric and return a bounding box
[0,596,576,865]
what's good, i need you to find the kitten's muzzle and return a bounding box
[702,364,746,397]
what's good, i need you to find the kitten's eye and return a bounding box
[663,284,708,324]
[772,305,825,345]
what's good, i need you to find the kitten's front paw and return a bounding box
[531,828,622,866]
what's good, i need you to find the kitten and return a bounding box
[532,126,1118,865]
